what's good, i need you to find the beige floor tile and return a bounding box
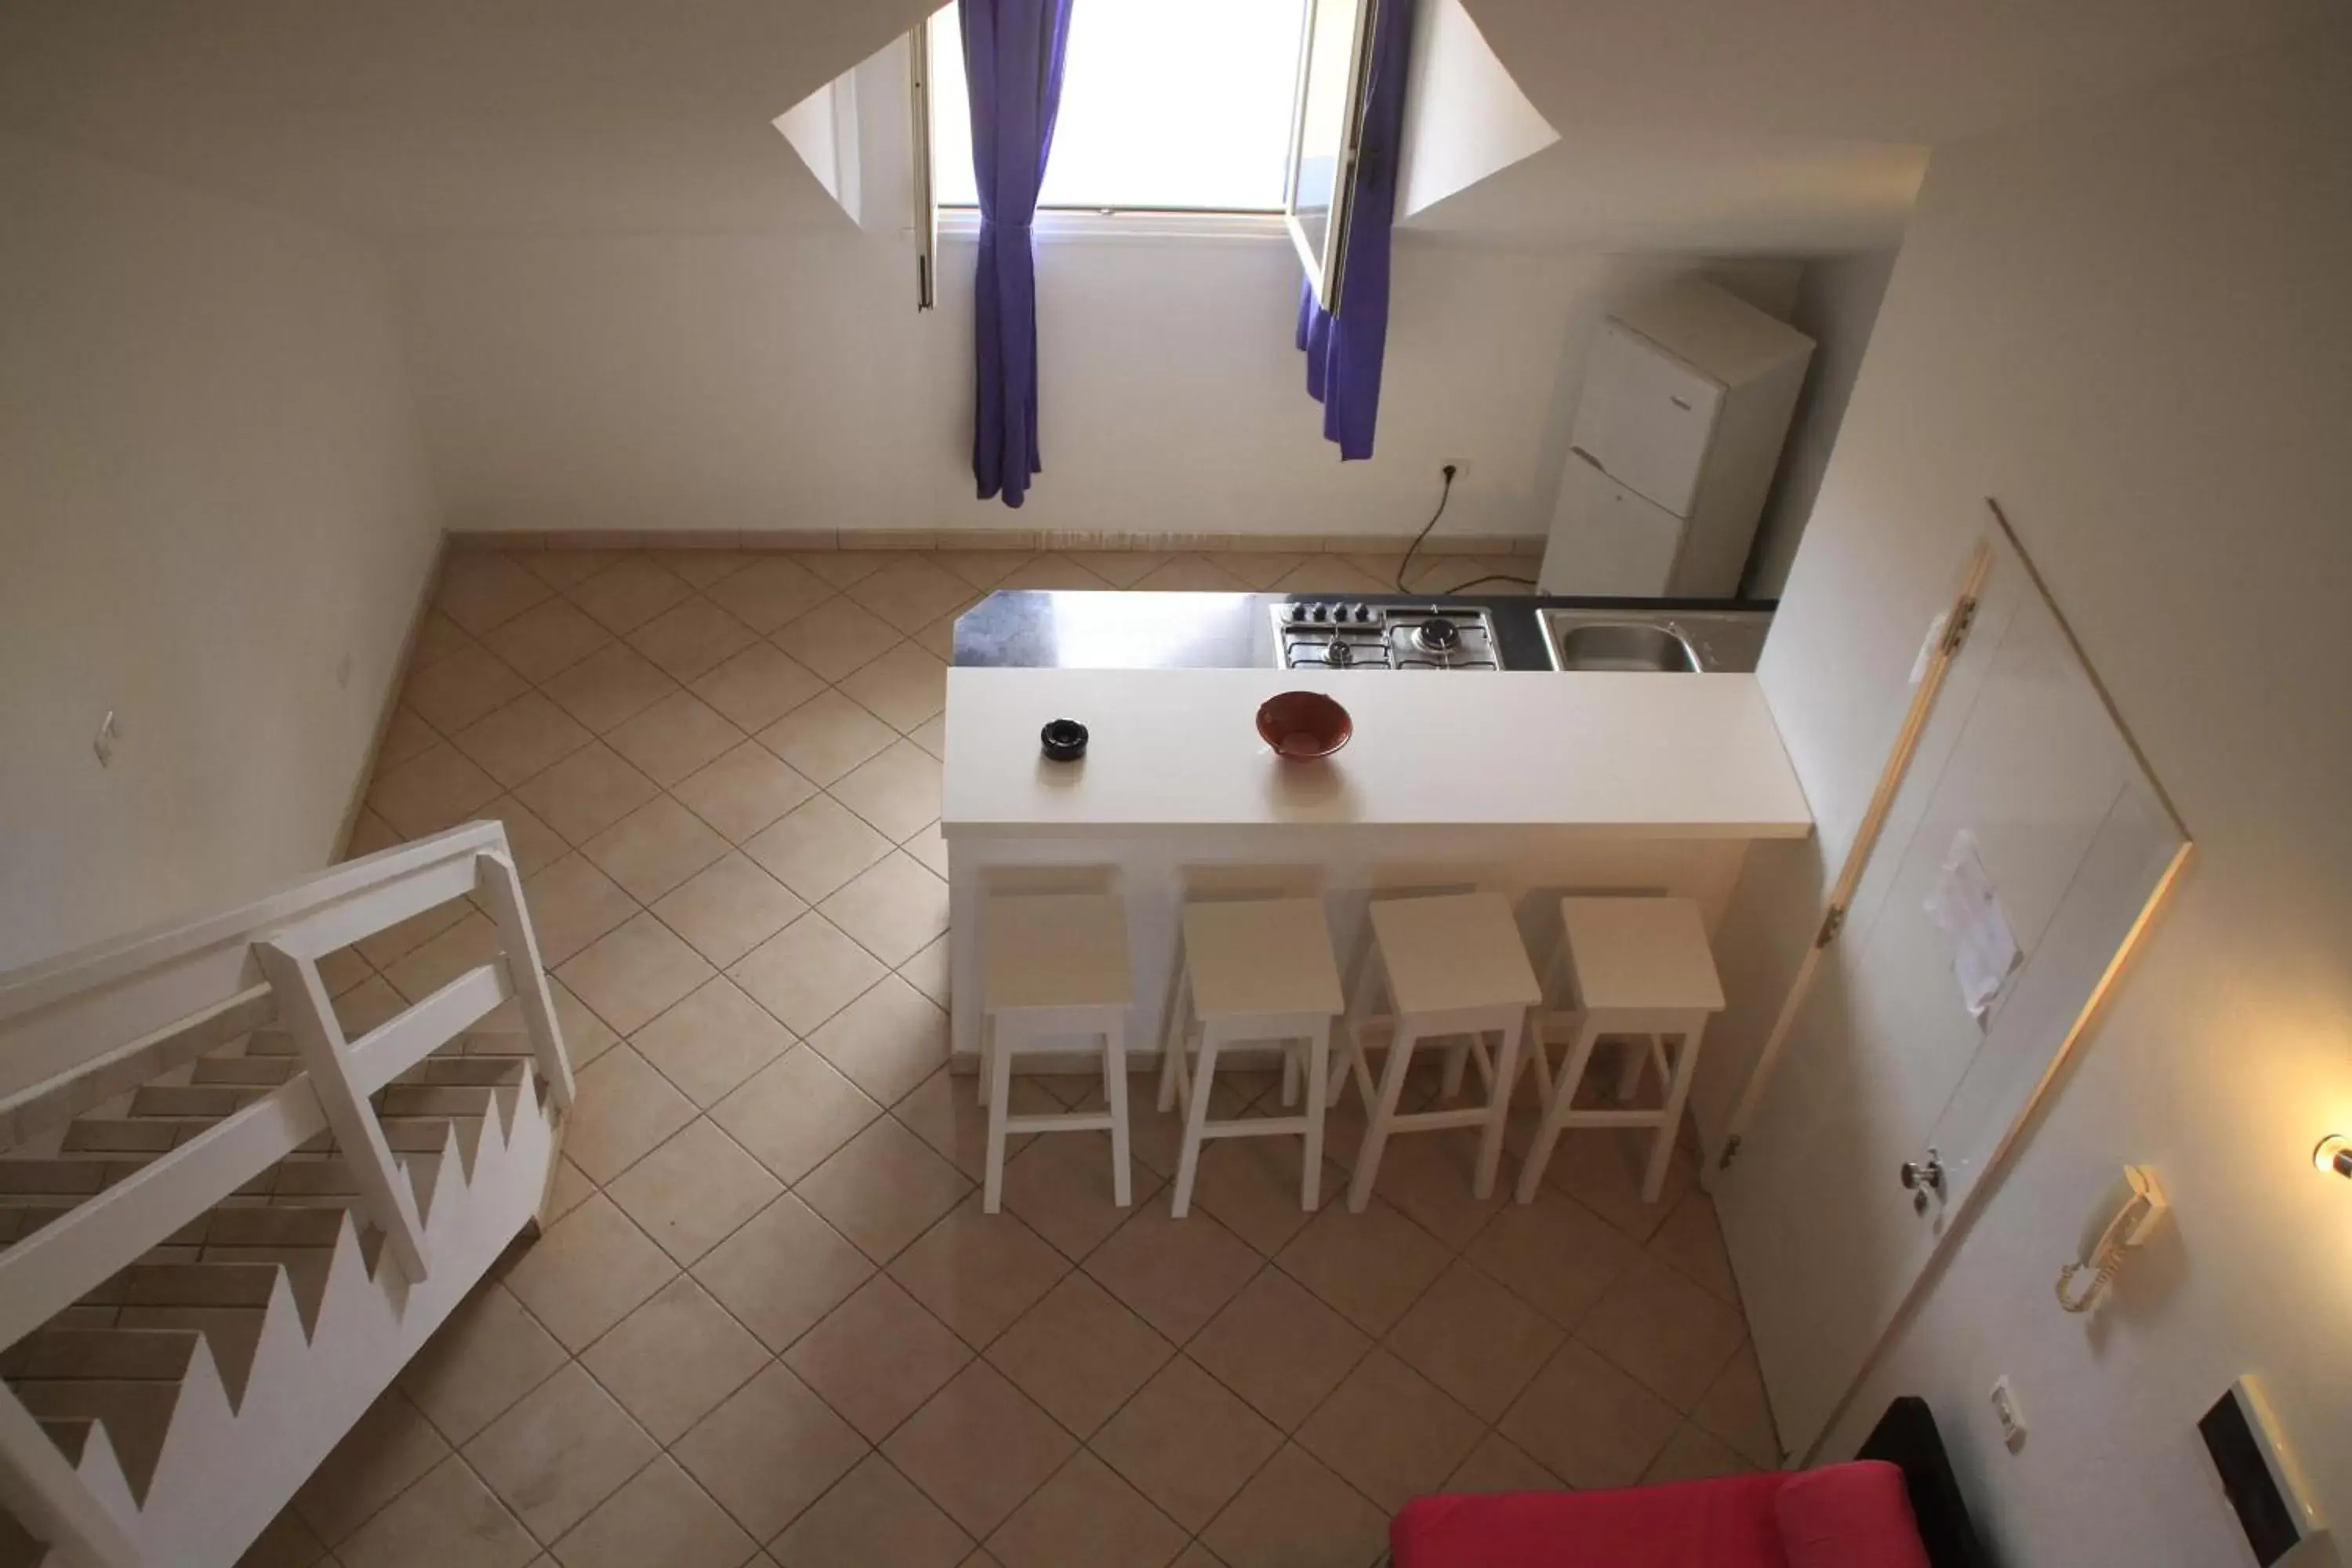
[513,742,662,845]
[517,854,637,968]
[997,555,1112,590]
[453,693,595,790]
[1642,1421,1756,1485]
[1129,557,1247,593]
[1185,1269,1370,1433]
[1441,1431,1563,1494]
[540,643,681,736]
[476,793,570,877]
[785,1276,974,1443]
[545,978,621,1070]
[551,1454,756,1568]
[899,931,951,1005]
[702,557,835,634]
[837,644,949,733]
[234,1505,328,1568]
[1092,1358,1282,1534]
[582,1275,768,1443]
[1383,1258,1565,1423]
[564,556,695,636]
[710,1047,882,1184]
[481,597,615,685]
[1541,1127,1695,1243]
[770,598,903,682]
[1272,1197,1450,1338]
[606,689,746,789]
[503,1194,678,1351]
[1202,553,1308,590]
[627,595,758,682]
[564,1044,699,1181]
[880,1363,1074,1538]
[931,550,1035,590]
[632,977,797,1109]
[692,1192,875,1353]
[742,795,894,901]
[914,612,964,662]
[1461,1185,1641,1330]
[829,741,943,841]
[1270,559,1391,597]
[908,713,949,760]
[985,1272,1171,1437]
[673,1363,868,1544]
[1646,1189,1740,1304]
[797,1116,971,1263]
[606,1117,784,1265]
[673,742,818,844]
[800,549,896,589]
[543,1156,596,1221]
[756,693,898,787]
[1690,1342,1780,1468]
[728,913,888,1036]
[1056,551,1169,588]
[367,744,504,840]
[376,706,443,773]
[463,1363,660,1544]
[652,549,757,588]
[769,1454,971,1568]
[889,1195,1070,1348]
[902,819,951,877]
[1083,1206,1261,1345]
[650,852,804,967]
[557,912,714,1035]
[1295,1349,1483,1512]
[1000,1131,1160,1263]
[985,1451,1186,1568]
[690,643,829,733]
[338,1454,539,1568]
[405,644,532,735]
[515,548,629,590]
[293,1386,450,1543]
[579,791,727,902]
[846,558,979,636]
[1577,1254,1746,1412]
[819,852,947,967]
[1496,1339,1679,1489]
[1200,1443,1385,1568]
[894,1067,1059,1183]
[438,553,556,635]
[805,975,947,1107]
[399,1281,569,1446]
[383,911,503,1003]
[1183,1138,1340,1258]
[1352,1128,1503,1251]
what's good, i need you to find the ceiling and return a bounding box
[0,0,2332,245]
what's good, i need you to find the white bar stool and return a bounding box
[980,893,1135,1215]
[1514,895,1725,1206]
[1343,892,1542,1213]
[1156,898,1346,1218]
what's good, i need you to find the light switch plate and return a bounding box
[1990,1375,2027,1451]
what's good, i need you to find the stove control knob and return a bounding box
[1352,603,1373,622]
[1310,603,1330,622]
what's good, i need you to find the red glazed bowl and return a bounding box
[1256,691,1352,760]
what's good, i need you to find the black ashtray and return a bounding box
[1040,718,1089,762]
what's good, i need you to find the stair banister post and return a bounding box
[0,1381,140,1568]
[473,848,575,1112]
[252,940,430,1282]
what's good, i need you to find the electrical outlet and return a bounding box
[1439,458,1472,484]
[1990,1376,2027,1452]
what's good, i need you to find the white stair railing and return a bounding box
[0,823,572,1568]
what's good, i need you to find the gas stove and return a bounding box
[1272,601,1502,671]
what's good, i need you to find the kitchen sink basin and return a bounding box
[1551,622,1699,672]
[1538,606,1773,673]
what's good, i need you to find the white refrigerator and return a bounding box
[1539,279,1814,598]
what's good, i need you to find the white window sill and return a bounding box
[935,208,1287,245]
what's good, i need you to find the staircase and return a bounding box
[0,824,574,1567]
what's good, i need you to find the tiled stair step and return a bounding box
[128,1084,256,1120]
[390,1055,530,1089]
[0,1156,155,1198]
[115,1305,267,1406]
[13,1379,181,1501]
[190,1054,301,1087]
[34,1416,96,1466]
[2,1325,199,1385]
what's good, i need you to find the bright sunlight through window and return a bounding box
[928,0,1308,212]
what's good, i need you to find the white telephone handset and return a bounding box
[2056,1164,2168,1313]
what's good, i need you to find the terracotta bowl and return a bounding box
[1256,691,1353,760]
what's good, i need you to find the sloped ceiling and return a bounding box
[0,0,939,235]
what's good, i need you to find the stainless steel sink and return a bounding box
[1538,606,1773,673]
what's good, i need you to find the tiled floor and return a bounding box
[263,545,1776,1568]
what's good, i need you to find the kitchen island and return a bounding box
[939,665,1811,1066]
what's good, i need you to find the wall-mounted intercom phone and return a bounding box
[2055,1163,2168,1313]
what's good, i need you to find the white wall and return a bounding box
[1732,25,2352,1565]
[1395,0,1559,221]
[1744,246,1897,597]
[0,136,441,972]
[396,224,1798,543]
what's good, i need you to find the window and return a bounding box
[926,0,1308,213]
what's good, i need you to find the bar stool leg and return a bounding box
[1615,1033,1650,1103]
[1347,1022,1421,1213]
[1301,1018,1332,1210]
[1104,1017,1133,1208]
[977,1015,993,1109]
[1642,1014,1705,1204]
[1281,1044,1301,1108]
[1514,1015,1602,1204]
[1156,949,1192,1114]
[983,1017,1020,1213]
[1473,1011,1527,1200]
[1171,1023,1225,1219]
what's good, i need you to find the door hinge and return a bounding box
[1718,1134,1743,1171]
[1941,596,1979,658]
[1815,905,1847,949]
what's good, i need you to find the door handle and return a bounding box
[1900,1149,1945,1211]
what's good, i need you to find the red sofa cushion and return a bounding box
[1778,1461,1933,1568]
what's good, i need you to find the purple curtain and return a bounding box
[1297,0,1413,460]
[963,0,1075,508]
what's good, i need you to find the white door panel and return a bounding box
[1572,322,1724,516]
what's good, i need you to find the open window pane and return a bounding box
[928,0,1307,212]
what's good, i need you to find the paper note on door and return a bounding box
[1923,829,2020,1022]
